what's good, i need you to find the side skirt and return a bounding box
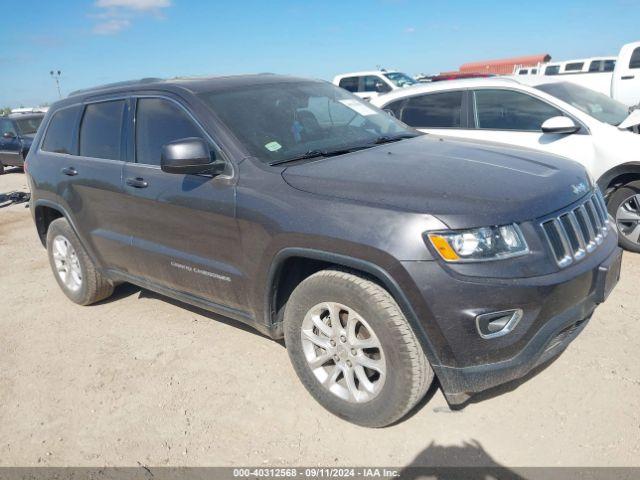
[105,269,279,339]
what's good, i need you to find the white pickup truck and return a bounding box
[515,41,640,108]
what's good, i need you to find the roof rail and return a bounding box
[68,77,164,97]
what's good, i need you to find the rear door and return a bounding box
[70,99,133,271]
[612,42,640,107]
[121,95,243,309]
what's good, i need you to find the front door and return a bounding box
[459,88,594,163]
[121,96,243,310]
[0,119,21,166]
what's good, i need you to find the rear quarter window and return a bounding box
[338,77,359,93]
[41,106,81,155]
[383,99,406,119]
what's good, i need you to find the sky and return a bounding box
[1,0,639,107]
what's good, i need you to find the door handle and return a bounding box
[126,177,148,188]
[621,75,635,80]
[61,167,78,176]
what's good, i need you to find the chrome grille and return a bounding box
[541,191,610,268]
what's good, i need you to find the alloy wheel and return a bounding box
[300,302,386,403]
[616,194,640,246]
[52,235,83,292]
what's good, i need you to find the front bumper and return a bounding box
[401,231,622,405]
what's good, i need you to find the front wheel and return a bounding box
[284,270,433,427]
[607,181,640,253]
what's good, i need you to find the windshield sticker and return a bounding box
[339,99,377,116]
[265,141,282,152]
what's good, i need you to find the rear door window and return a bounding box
[42,106,81,155]
[588,60,602,72]
[564,62,584,72]
[545,65,560,75]
[338,77,359,93]
[79,100,126,160]
[401,91,464,128]
[473,89,563,131]
[630,47,640,69]
[135,98,204,166]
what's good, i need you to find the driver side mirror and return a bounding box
[2,131,16,139]
[160,137,225,175]
[541,116,580,134]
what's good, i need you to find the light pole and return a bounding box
[50,70,62,99]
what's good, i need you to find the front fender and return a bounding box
[262,246,447,371]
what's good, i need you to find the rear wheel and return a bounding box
[607,181,640,253]
[0,163,5,175]
[46,218,114,305]
[284,270,433,427]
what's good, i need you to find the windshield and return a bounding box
[15,116,43,135]
[384,72,417,87]
[535,82,629,126]
[199,81,417,164]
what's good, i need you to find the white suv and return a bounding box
[372,78,640,251]
[333,70,417,101]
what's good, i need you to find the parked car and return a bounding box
[26,75,621,427]
[333,70,417,101]
[372,78,640,251]
[514,41,640,108]
[0,112,44,174]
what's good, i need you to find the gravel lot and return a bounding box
[0,168,639,469]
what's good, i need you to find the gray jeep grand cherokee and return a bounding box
[25,75,621,427]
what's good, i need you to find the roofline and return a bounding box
[68,77,165,97]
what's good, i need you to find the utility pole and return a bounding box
[50,70,62,99]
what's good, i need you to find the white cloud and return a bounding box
[91,0,170,35]
[404,26,416,33]
[95,0,171,11]
[93,18,132,35]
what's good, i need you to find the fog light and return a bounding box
[476,309,523,339]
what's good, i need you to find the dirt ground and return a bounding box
[0,167,639,469]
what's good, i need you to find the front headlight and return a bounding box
[427,224,528,262]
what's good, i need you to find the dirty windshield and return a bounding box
[199,80,417,165]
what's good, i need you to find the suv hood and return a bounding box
[281,135,591,229]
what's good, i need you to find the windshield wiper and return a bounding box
[269,134,420,166]
[269,146,370,166]
[373,133,420,145]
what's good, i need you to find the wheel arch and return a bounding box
[597,162,640,196]
[33,200,67,246]
[265,247,442,369]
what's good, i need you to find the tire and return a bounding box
[607,181,640,253]
[284,269,433,427]
[46,217,114,305]
[0,163,5,175]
